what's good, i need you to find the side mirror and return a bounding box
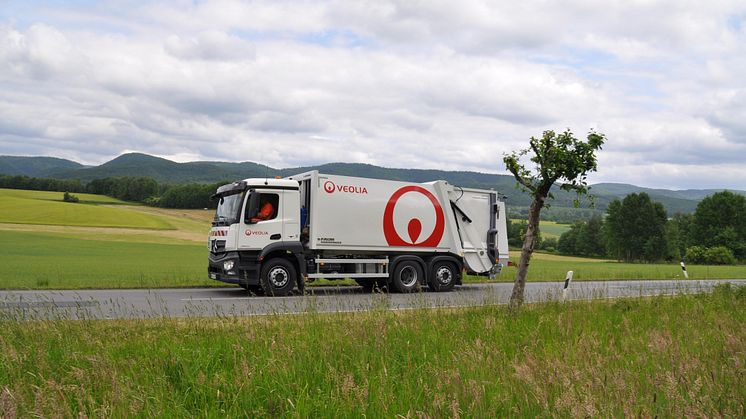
[245,191,260,224]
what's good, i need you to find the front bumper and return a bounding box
[207,251,260,285]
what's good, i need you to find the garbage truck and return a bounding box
[207,171,509,295]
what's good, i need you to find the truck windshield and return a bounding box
[213,192,245,226]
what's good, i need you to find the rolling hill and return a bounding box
[0,155,84,177]
[2,153,743,216]
[42,153,274,184]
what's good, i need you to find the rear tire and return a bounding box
[428,261,457,292]
[391,260,423,293]
[260,258,297,296]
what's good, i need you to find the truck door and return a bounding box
[238,191,284,249]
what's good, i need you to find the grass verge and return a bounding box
[1,285,744,417]
[487,252,746,282]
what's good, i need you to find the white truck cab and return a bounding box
[208,172,508,296]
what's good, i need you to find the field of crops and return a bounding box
[1,285,743,417]
[537,220,570,239]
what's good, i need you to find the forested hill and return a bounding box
[0,155,85,177]
[1,153,743,216]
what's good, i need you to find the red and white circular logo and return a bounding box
[323,180,335,194]
[244,230,252,236]
[383,186,445,247]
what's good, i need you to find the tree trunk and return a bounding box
[509,195,545,312]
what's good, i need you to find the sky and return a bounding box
[1,0,745,190]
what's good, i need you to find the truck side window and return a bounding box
[250,193,279,223]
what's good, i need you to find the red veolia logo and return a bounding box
[323,180,368,194]
[383,186,445,247]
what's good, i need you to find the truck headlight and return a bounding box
[223,260,235,271]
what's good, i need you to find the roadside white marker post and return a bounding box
[680,260,689,279]
[562,271,574,302]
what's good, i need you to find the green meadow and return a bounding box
[1,188,744,289]
[0,230,213,289]
[1,285,744,417]
[497,252,746,282]
[0,188,172,230]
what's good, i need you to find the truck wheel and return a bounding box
[391,261,423,293]
[260,258,297,296]
[428,261,457,292]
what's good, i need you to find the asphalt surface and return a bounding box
[1,279,744,320]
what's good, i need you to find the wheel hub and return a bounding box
[436,266,452,285]
[400,266,418,287]
[268,267,289,287]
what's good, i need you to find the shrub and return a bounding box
[704,246,737,265]
[684,246,707,264]
[62,191,79,203]
[538,237,558,252]
[685,245,736,265]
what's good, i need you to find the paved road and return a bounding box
[1,279,744,320]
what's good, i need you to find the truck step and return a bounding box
[307,273,389,279]
[314,258,389,264]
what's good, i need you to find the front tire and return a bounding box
[391,260,423,293]
[428,261,457,292]
[260,258,297,296]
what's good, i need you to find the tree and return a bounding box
[604,193,668,262]
[62,191,79,203]
[158,183,220,209]
[558,216,606,257]
[503,129,605,310]
[507,219,542,249]
[557,221,581,255]
[667,213,694,260]
[691,191,746,260]
[576,215,605,256]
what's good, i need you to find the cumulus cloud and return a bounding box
[164,30,255,61]
[0,0,745,189]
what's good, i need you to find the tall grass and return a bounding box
[1,285,744,417]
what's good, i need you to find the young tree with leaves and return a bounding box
[503,129,605,310]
